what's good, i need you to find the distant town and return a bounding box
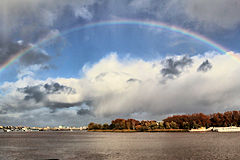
[0,125,88,132]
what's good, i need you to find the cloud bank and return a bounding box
[1,51,240,126]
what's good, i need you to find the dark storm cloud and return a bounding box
[0,1,77,41]
[18,83,76,99]
[19,49,50,67]
[0,41,24,66]
[17,82,77,110]
[47,100,94,112]
[18,85,45,103]
[0,0,239,43]
[44,83,76,94]
[127,0,240,30]
[0,0,95,68]
[0,0,98,41]
[1,0,239,44]
[0,110,7,114]
[180,0,240,30]
[7,83,84,113]
[197,60,212,72]
[47,101,83,110]
[77,109,94,116]
[161,56,193,78]
[127,78,141,83]
[0,40,51,67]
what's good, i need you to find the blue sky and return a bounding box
[1,24,215,82]
[0,0,240,126]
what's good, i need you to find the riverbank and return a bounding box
[88,129,189,132]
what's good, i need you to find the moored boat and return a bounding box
[213,126,240,132]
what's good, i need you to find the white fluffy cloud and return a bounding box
[2,51,240,121]
[78,52,240,116]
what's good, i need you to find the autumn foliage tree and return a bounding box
[111,119,140,130]
[88,111,240,131]
[163,111,240,129]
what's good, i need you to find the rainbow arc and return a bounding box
[1,19,238,74]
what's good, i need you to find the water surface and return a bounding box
[0,132,239,160]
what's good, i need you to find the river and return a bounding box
[0,131,239,160]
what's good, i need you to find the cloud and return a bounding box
[0,41,23,66]
[18,82,76,102]
[82,52,240,117]
[0,40,51,69]
[47,101,83,111]
[18,85,45,103]
[1,0,239,74]
[77,109,94,116]
[0,1,240,126]
[129,0,153,12]
[0,0,238,46]
[1,51,240,126]
[15,82,79,112]
[19,49,50,67]
[72,7,93,20]
[0,0,97,35]
[161,56,193,78]
[44,83,76,94]
[128,0,240,31]
[181,0,240,29]
[197,60,212,72]
[0,0,97,70]
[16,65,47,79]
[127,78,141,83]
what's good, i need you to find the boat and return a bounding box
[189,127,213,132]
[3,129,11,132]
[189,127,208,132]
[212,126,240,132]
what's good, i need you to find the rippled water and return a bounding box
[0,131,240,160]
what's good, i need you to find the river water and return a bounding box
[0,131,239,160]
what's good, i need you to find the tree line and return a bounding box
[88,111,240,131]
[88,119,161,131]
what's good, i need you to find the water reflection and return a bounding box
[0,132,239,160]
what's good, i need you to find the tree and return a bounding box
[111,119,127,130]
[170,121,178,129]
[192,121,200,129]
[136,125,148,132]
[150,121,158,130]
[102,123,109,130]
[182,122,190,129]
[165,122,170,129]
[88,122,95,130]
[136,125,143,132]
[126,120,131,130]
[158,121,165,129]
[109,123,115,129]
[88,122,102,130]
[94,124,102,130]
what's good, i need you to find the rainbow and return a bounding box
[0,19,238,74]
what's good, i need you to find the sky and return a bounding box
[0,0,240,127]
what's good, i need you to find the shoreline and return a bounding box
[88,129,189,132]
